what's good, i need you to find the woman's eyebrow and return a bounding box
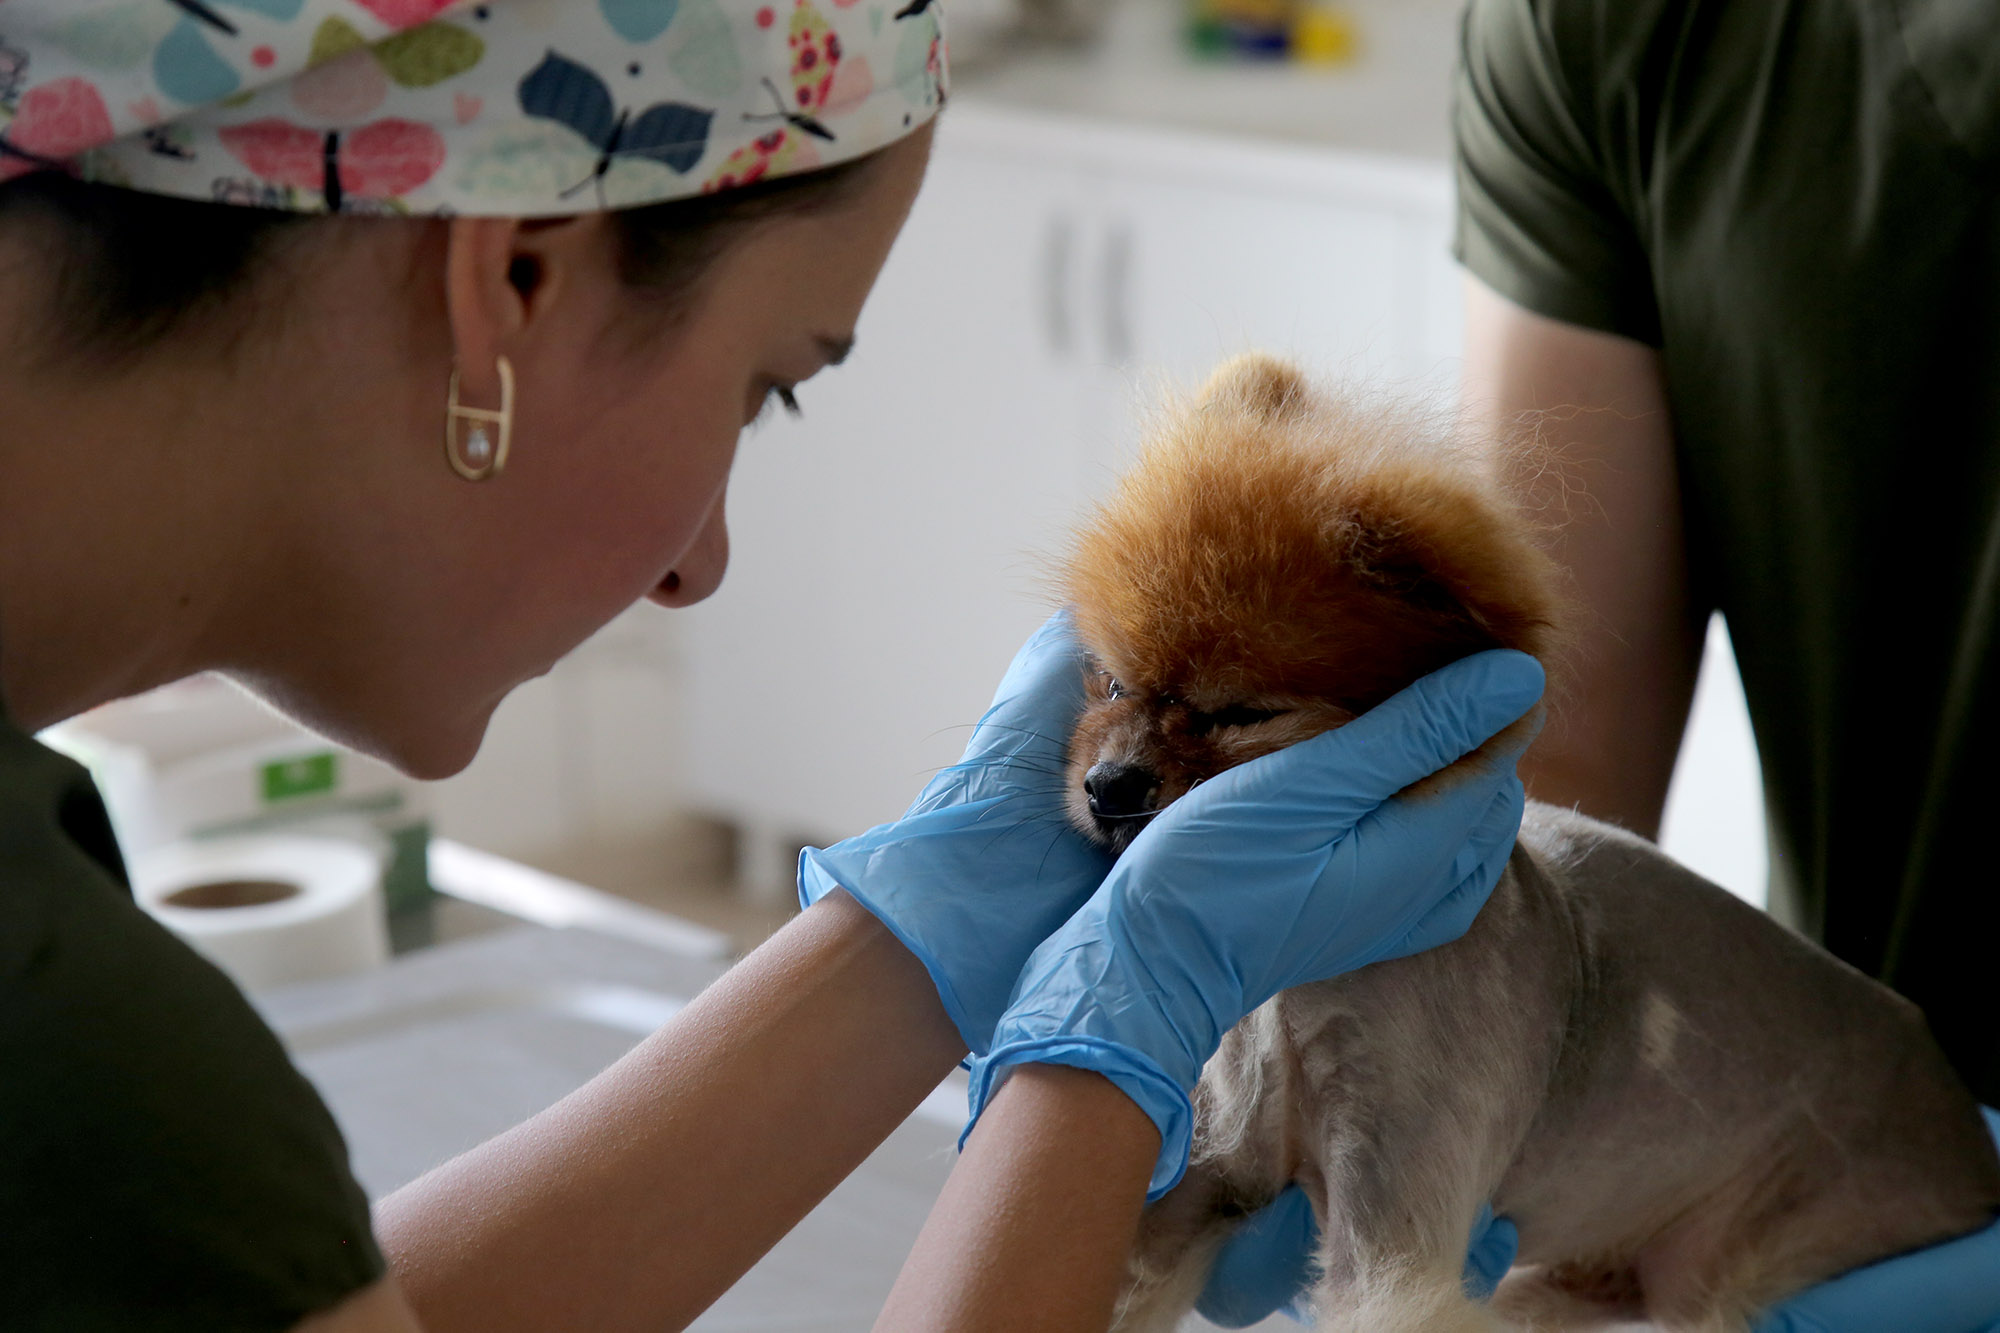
[816,334,856,365]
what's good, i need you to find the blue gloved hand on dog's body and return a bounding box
[1752,1105,2000,1332]
[965,648,1546,1200]
[1193,1109,2000,1331]
[1192,1188,1517,1327]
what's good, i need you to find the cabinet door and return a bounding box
[679,130,1095,847]
[1076,145,1456,478]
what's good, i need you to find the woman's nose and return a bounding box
[650,498,729,608]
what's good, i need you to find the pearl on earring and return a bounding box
[445,355,514,481]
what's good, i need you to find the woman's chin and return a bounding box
[228,670,496,781]
[380,725,487,781]
[358,698,498,780]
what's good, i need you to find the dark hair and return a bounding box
[0,156,878,367]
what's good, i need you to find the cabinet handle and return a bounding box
[1101,221,1134,363]
[1041,214,1073,356]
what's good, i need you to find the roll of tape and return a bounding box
[132,834,390,991]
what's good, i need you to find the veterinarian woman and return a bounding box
[0,4,1557,1329]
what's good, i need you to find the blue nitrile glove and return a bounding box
[1196,1184,1319,1327]
[1754,1106,2000,1333]
[797,611,1114,1054]
[1463,1202,1521,1301]
[965,649,1544,1200]
[1193,1188,1519,1327]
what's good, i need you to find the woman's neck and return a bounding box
[0,216,458,746]
[0,346,266,731]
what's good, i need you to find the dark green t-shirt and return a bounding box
[0,703,385,1328]
[1454,0,2000,1102]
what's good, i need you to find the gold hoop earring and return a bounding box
[445,355,514,481]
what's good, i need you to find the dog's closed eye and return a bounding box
[1186,704,1286,735]
[1092,672,1287,734]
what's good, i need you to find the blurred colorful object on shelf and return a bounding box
[1184,0,1361,64]
[1185,0,1293,59]
[1291,1,1360,64]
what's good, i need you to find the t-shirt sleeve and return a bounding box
[1452,0,1663,345]
[0,727,385,1330]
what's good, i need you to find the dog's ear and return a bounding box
[1340,469,1565,668]
[1198,353,1314,421]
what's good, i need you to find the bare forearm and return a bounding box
[1461,275,1705,837]
[877,1065,1157,1333]
[375,890,964,1333]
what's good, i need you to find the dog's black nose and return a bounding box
[1085,762,1159,819]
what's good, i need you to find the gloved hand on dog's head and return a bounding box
[964,648,1546,1199]
[797,611,1114,1055]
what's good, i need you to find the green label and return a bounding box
[261,752,338,803]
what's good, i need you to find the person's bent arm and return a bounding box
[876,1066,1159,1333]
[310,1062,1161,1333]
[376,613,1114,1332]
[374,891,965,1333]
[1461,275,1704,838]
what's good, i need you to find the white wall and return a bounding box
[1659,615,1768,907]
[422,604,689,863]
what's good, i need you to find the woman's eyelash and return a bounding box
[751,384,804,427]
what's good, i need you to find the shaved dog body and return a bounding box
[1064,357,2000,1331]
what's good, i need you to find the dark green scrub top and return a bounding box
[0,699,384,1328]
[1454,0,2000,1102]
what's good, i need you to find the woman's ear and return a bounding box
[442,218,528,403]
[441,216,604,398]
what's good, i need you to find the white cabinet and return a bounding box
[679,103,1466,889]
[1073,135,1459,481]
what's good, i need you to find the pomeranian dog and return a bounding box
[1061,355,2000,1332]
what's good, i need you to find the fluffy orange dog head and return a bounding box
[1063,354,1563,851]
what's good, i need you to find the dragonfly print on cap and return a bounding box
[703,0,872,191]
